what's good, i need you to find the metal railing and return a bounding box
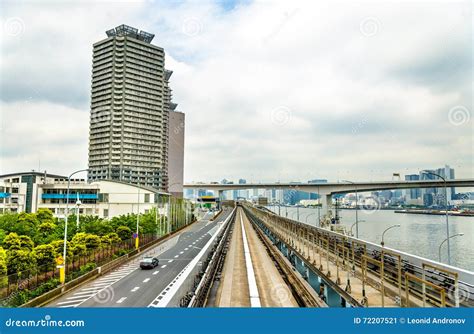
[243,203,473,307]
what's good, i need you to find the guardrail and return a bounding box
[244,203,473,307]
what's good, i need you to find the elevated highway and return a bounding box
[185,179,474,212]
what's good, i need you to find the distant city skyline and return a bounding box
[1,0,472,182]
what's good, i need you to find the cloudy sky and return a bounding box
[0,0,472,183]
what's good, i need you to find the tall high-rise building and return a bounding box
[88,24,182,192]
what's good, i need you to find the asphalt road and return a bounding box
[47,208,232,308]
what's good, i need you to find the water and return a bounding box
[268,206,474,272]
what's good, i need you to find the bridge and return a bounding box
[184,179,474,212]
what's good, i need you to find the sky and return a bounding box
[0,0,472,183]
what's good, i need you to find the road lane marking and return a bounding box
[184,248,188,251]
[73,291,98,296]
[153,271,159,275]
[143,278,150,283]
[116,297,127,304]
[57,300,82,305]
[168,260,174,263]
[179,251,184,254]
[131,287,140,292]
[174,255,179,258]
[161,265,167,268]
[66,295,92,300]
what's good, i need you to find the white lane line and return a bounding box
[96,278,119,283]
[116,297,127,304]
[161,265,167,268]
[174,255,179,258]
[168,260,174,263]
[57,300,82,305]
[152,271,159,275]
[240,211,261,308]
[189,244,193,247]
[73,291,97,296]
[184,248,189,251]
[92,283,112,287]
[79,287,103,291]
[131,287,140,292]
[179,251,184,254]
[143,278,150,283]
[66,295,91,300]
[59,304,81,308]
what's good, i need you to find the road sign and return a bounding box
[56,256,64,265]
[133,233,138,239]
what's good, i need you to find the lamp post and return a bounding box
[422,170,451,264]
[61,168,88,285]
[136,187,140,250]
[350,220,365,237]
[381,224,401,247]
[439,233,463,263]
[317,185,321,227]
[342,180,359,238]
[305,213,316,225]
[75,192,81,229]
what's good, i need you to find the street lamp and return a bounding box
[439,233,463,263]
[75,192,81,229]
[381,224,401,247]
[342,180,359,238]
[136,187,140,249]
[305,213,316,225]
[422,170,451,264]
[61,168,88,285]
[350,220,366,237]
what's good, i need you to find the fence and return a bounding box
[0,233,157,303]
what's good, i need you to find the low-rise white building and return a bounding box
[0,172,170,218]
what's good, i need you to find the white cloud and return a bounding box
[0,0,472,183]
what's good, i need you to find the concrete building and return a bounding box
[0,172,168,219]
[87,24,183,193]
[167,111,185,197]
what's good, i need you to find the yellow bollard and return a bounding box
[135,237,139,250]
[59,265,65,284]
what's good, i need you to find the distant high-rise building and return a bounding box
[404,174,421,201]
[418,165,455,205]
[88,24,182,193]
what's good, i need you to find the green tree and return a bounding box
[0,229,6,245]
[0,247,7,288]
[116,226,132,241]
[70,243,87,258]
[50,240,72,259]
[101,232,121,247]
[35,221,57,244]
[80,217,113,236]
[33,244,56,269]
[6,249,36,275]
[71,233,101,252]
[18,235,34,251]
[3,233,21,251]
[0,213,18,233]
[15,213,39,237]
[36,208,54,224]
